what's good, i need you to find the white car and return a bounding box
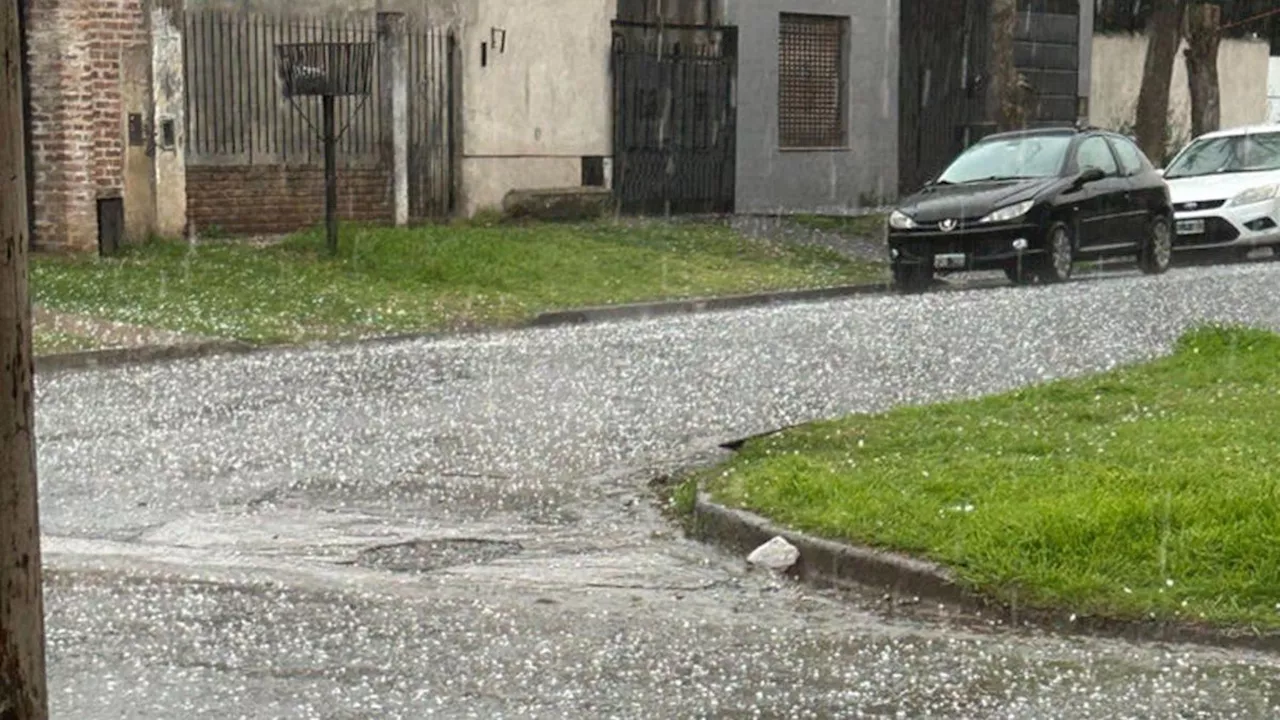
[1162,124,1280,260]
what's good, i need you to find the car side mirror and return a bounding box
[1080,167,1106,184]
[1073,167,1106,189]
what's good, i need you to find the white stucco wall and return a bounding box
[458,0,614,214]
[152,5,187,237]
[1090,33,1271,147]
[1268,56,1280,125]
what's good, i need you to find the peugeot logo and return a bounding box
[939,219,958,232]
[1185,202,1198,210]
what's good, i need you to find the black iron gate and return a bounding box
[408,26,456,219]
[1013,0,1081,126]
[899,0,1082,195]
[611,21,737,215]
[899,0,988,194]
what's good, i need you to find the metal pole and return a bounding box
[323,93,338,255]
[1,0,49,714]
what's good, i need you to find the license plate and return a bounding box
[1176,219,1205,235]
[934,253,966,270]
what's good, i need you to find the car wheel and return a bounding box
[1138,215,1173,275]
[1035,222,1074,283]
[891,260,933,293]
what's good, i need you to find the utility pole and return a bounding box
[1,0,49,715]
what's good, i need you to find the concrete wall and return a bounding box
[1090,33,1271,149]
[1269,57,1280,125]
[725,0,898,215]
[457,0,614,214]
[151,4,186,237]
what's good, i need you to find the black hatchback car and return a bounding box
[887,127,1174,292]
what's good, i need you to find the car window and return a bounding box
[1075,137,1119,177]
[1109,137,1149,176]
[1164,131,1280,179]
[935,135,1072,184]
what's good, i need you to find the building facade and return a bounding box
[23,0,1103,251]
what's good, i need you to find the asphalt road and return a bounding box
[36,261,1280,719]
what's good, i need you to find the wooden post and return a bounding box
[1,0,50,716]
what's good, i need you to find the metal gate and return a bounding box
[611,21,737,215]
[407,27,456,219]
[898,0,987,194]
[1013,0,1081,126]
[899,0,1082,195]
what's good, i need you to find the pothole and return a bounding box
[354,538,523,573]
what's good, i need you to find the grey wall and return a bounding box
[1078,0,1093,114]
[725,0,898,214]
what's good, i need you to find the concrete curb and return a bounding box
[35,340,258,375]
[692,493,971,605]
[692,493,1280,653]
[528,282,890,327]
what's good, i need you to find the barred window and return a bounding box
[778,13,848,149]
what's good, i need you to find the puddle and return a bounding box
[354,538,523,573]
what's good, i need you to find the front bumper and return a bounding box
[1171,198,1280,251]
[888,223,1042,270]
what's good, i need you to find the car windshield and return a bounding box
[934,135,1071,184]
[1164,132,1280,179]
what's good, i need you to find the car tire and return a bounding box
[891,260,933,293]
[1035,222,1074,283]
[1138,215,1173,275]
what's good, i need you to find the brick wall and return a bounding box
[186,165,394,236]
[26,0,148,251]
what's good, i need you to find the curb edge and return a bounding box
[692,493,1280,654]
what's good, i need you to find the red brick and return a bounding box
[26,0,148,250]
[186,165,394,236]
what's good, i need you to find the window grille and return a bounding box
[778,13,847,148]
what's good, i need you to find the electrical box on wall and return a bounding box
[128,113,145,146]
[160,118,177,150]
[582,156,605,187]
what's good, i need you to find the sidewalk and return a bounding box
[34,306,217,351]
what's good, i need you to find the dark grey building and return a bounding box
[725,1,898,214]
[609,0,1094,215]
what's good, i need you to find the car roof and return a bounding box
[1193,124,1280,141]
[978,125,1138,146]
[980,126,1079,143]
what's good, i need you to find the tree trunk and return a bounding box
[1185,3,1221,139]
[1134,0,1187,165]
[991,0,1029,131]
[1,0,48,716]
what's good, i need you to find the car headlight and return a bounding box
[888,210,917,230]
[1229,184,1280,207]
[979,200,1034,224]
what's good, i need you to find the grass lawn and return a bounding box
[700,325,1280,629]
[788,214,886,239]
[31,219,885,344]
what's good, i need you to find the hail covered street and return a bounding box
[37,261,1280,719]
